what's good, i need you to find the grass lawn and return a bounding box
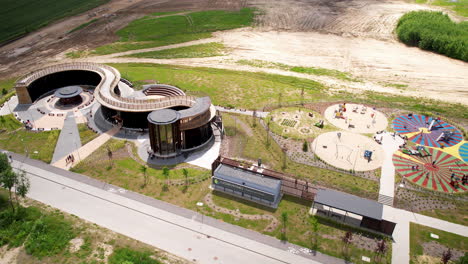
[77,123,98,146]
[0,78,17,105]
[109,63,468,120]
[419,199,468,226]
[110,63,326,109]
[236,59,359,82]
[125,42,227,59]
[222,113,380,199]
[410,222,468,263]
[0,0,110,44]
[433,0,468,17]
[71,139,211,201]
[206,191,391,263]
[0,115,59,163]
[93,8,255,55]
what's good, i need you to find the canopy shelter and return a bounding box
[312,189,396,236]
[54,86,83,105]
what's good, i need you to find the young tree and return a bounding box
[0,153,30,213]
[140,165,148,188]
[308,215,320,253]
[0,153,10,173]
[1,169,17,212]
[107,147,113,167]
[182,168,189,187]
[162,167,170,191]
[252,110,257,127]
[281,147,288,170]
[374,239,388,263]
[281,212,288,241]
[14,170,30,204]
[302,140,309,152]
[342,231,353,259]
[266,119,271,148]
[441,248,452,264]
[301,87,305,105]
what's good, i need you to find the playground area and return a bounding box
[324,103,388,134]
[392,114,463,148]
[311,131,384,171]
[267,107,332,139]
[393,147,468,193]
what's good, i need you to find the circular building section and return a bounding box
[148,109,182,157]
[54,86,83,106]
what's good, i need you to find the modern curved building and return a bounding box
[15,62,217,158]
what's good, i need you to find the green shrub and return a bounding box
[0,207,42,248]
[302,140,308,152]
[24,213,75,257]
[108,248,161,264]
[396,11,468,61]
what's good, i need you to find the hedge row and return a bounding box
[396,11,468,62]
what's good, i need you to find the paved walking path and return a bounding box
[376,132,404,206]
[51,124,121,169]
[0,96,18,116]
[215,106,269,118]
[10,153,345,264]
[382,205,468,264]
[51,112,81,163]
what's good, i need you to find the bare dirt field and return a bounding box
[0,0,466,105]
[0,0,246,76]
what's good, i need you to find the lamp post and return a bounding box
[196,202,204,233]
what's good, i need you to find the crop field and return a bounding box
[0,0,109,44]
[94,8,254,54]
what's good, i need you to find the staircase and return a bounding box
[378,194,394,206]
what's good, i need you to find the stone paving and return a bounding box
[51,124,121,170]
[51,112,81,163]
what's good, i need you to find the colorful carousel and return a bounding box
[392,114,463,148]
[393,147,468,193]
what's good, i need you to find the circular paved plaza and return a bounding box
[312,131,384,171]
[393,147,468,193]
[392,114,463,148]
[324,103,388,134]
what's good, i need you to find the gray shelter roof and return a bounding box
[54,86,83,98]
[147,109,181,125]
[314,189,383,220]
[214,164,281,194]
[179,97,211,119]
